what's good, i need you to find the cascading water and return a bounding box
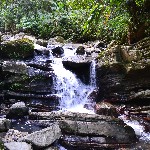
[90,60,96,87]
[51,46,96,113]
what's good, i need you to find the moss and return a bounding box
[0,141,4,150]
[1,38,34,59]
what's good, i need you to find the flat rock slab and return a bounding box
[29,111,115,121]
[29,111,136,144]
[62,56,92,68]
[2,61,28,74]
[59,120,136,143]
[24,122,61,149]
[4,142,32,150]
[61,135,132,150]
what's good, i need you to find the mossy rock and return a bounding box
[1,38,34,59]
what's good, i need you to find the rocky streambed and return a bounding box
[0,32,150,149]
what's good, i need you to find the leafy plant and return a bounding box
[0,0,149,43]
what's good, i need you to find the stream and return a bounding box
[3,43,150,149]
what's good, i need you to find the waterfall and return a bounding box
[51,58,95,113]
[90,60,96,87]
[51,46,96,113]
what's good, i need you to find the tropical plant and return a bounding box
[0,0,149,43]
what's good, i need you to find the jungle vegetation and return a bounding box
[0,0,150,44]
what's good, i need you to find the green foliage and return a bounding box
[0,0,149,43]
[0,141,4,150]
[1,38,34,59]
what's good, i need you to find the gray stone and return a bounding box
[34,44,50,55]
[4,142,32,150]
[29,111,113,122]
[6,102,29,118]
[24,122,61,149]
[62,55,92,68]
[3,129,28,143]
[51,46,64,56]
[2,61,28,74]
[29,111,136,144]
[59,119,136,144]
[0,118,11,132]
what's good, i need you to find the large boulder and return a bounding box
[24,123,61,149]
[51,46,64,56]
[0,118,11,132]
[0,59,54,102]
[4,142,32,150]
[59,119,136,144]
[62,56,93,84]
[62,56,92,68]
[6,102,29,118]
[34,44,50,56]
[76,46,85,55]
[1,38,34,59]
[29,111,136,149]
[96,37,150,104]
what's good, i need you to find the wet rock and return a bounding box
[2,61,28,74]
[51,46,64,56]
[26,61,53,71]
[6,92,59,102]
[36,39,48,47]
[87,89,98,102]
[94,102,119,118]
[29,104,58,113]
[3,129,28,143]
[83,89,98,110]
[29,111,112,121]
[4,142,32,150]
[59,120,136,144]
[34,44,50,55]
[60,135,131,150]
[94,41,106,49]
[6,102,29,119]
[62,56,92,68]
[76,46,85,55]
[62,56,92,84]
[24,122,61,149]
[29,111,136,144]
[96,37,150,104]
[0,118,11,132]
[1,38,34,59]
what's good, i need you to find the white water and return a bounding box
[119,115,150,142]
[51,47,96,114]
[90,60,96,87]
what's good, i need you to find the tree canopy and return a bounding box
[0,0,149,43]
